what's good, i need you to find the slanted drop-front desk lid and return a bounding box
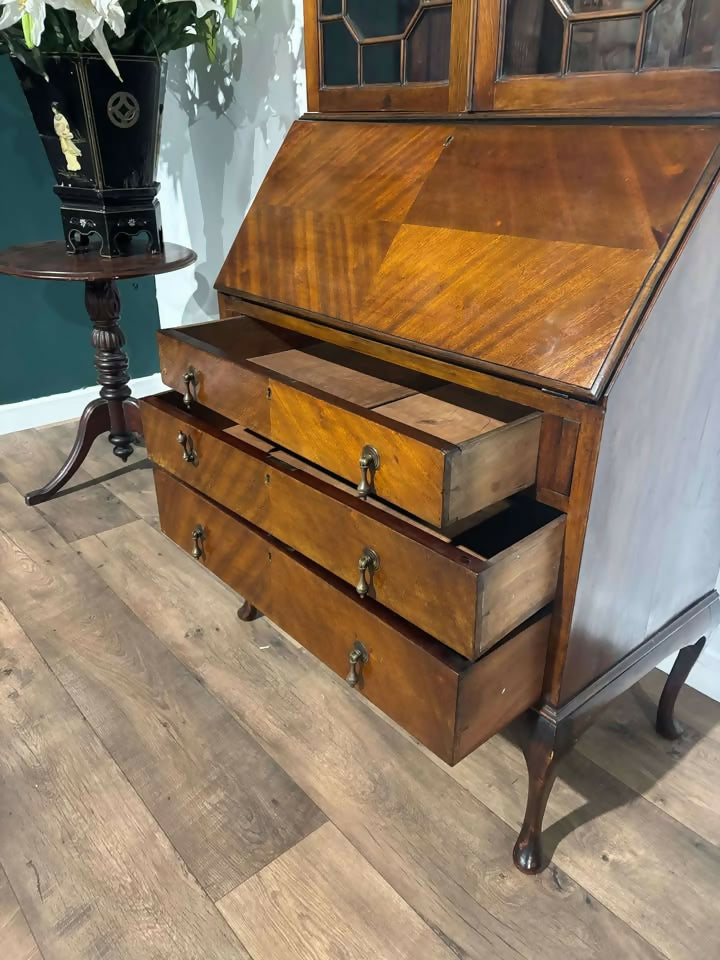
[216,119,720,400]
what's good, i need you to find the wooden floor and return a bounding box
[0,420,719,960]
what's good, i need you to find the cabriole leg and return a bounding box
[513,712,566,874]
[656,636,706,740]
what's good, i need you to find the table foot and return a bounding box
[25,399,110,506]
[237,601,262,622]
[108,398,145,461]
[110,431,135,462]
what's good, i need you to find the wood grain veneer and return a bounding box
[157,321,543,531]
[216,119,720,398]
[141,5,720,874]
[142,393,564,658]
[490,70,720,118]
[154,467,552,765]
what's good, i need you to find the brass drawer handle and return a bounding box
[356,547,380,599]
[346,641,369,688]
[191,524,205,560]
[177,430,198,465]
[357,445,380,497]
[183,366,197,408]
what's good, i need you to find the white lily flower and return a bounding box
[161,0,224,19]
[0,0,48,47]
[49,0,126,78]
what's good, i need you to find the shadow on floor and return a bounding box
[49,457,153,500]
[501,671,715,866]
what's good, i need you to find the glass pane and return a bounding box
[346,0,419,39]
[685,0,720,66]
[363,41,402,84]
[502,0,565,76]
[567,0,645,9]
[321,0,342,15]
[406,6,452,82]
[323,20,359,86]
[568,17,641,72]
[644,0,720,68]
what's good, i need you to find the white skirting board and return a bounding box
[0,373,164,436]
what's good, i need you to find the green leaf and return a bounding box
[224,0,238,19]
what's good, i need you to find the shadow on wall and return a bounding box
[156,0,305,329]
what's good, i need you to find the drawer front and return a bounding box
[268,380,450,528]
[158,332,271,435]
[142,394,272,531]
[142,394,565,659]
[154,467,550,764]
[157,321,543,531]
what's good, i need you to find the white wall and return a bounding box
[154,0,306,330]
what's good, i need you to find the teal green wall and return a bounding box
[0,57,161,405]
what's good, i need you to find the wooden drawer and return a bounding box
[154,467,551,765]
[158,316,543,532]
[141,393,564,660]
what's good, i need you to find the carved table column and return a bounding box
[0,240,196,505]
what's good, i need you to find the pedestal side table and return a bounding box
[0,240,196,505]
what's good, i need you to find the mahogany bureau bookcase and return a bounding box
[140,0,720,873]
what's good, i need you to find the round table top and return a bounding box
[0,241,197,282]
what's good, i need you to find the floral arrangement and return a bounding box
[0,0,240,78]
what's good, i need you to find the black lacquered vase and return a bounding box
[12,54,166,257]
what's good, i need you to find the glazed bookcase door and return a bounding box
[305,0,476,112]
[474,0,720,114]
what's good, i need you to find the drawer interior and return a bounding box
[271,442,559,566]
[143,391,564,659]
[156,390,562,569]
[169,317,536,448]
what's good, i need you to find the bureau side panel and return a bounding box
[561,178,720,704]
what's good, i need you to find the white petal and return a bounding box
[105,1,125,37]
[90,24,122,78]
[0,2,23,30]
[75,9,102,41]
[30,16,45,44]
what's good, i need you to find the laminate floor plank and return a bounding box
[3,421,718,960]
[437,731,720,960]
[0,427,138,540]
[577,680,720,846]
[218,822,459,960]
[0,864,43,960]
[39,420,158,525]
[0,601,247,960]
[83,518,665,960]
[0,484,325,903]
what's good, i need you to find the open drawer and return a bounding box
[141,392,565,659]
[154,467,551,765]
[157,316,543,532]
